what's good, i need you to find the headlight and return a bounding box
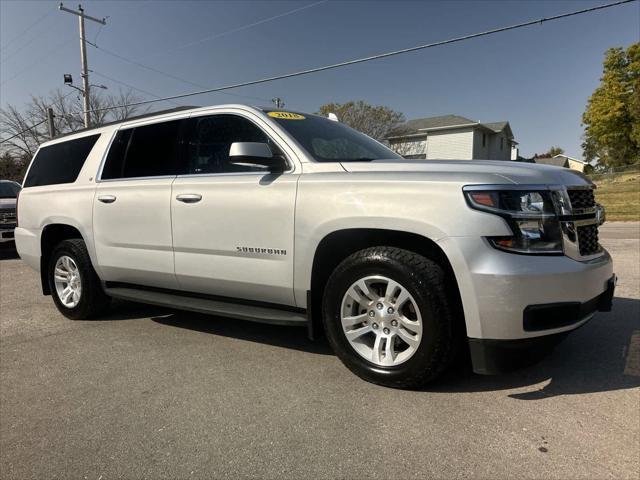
[464,187,563,255]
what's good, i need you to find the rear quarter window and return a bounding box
[23,134,101,188]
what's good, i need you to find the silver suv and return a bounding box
[15,105,615,388]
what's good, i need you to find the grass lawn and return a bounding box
[593,171,640,221]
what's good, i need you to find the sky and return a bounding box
[1,0,638,158]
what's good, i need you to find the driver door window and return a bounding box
[187,115,283,174]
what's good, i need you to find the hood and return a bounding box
[340,159,592,187]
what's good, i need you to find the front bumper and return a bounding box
[439,236,614,340]
[469,275,616,374]
[437,236,615,374]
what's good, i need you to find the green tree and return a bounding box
[317,100,404,141]
[546,146,565,157]
[582,43,640,166]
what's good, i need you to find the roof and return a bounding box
[400,114,476,131]
[553,154,587,164]
[534,157,568,167]
[482,121,508,133]
[388,114,513,139]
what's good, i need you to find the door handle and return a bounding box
[176,193,202,203]
[97,195,117,204]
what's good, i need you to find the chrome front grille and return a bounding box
[577,224,599,256]
[567,188,596,211]
[0,209,17,225]
[565,187,601,258]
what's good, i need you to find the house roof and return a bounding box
[482,121,508,133]
[553,154,587,164]
[534,157,568,167]
[400,114,476,132]
[388,114,513,139]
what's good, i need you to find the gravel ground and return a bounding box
[0,222,638,479]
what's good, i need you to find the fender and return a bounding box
[293,216,449,308]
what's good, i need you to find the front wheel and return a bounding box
[48,239,110,320]
[322,247,459,389]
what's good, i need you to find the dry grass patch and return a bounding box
[593,171,640,221]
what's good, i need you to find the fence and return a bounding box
[590,163,640,183]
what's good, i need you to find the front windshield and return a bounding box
[266,111,402,162]
[0,182,20,198]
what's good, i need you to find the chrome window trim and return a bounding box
[175,171,293,180]
[98,174,178,183]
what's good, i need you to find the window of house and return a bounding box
[500,137,504,150]
[482,133,486,148]
[186,114,285,174]
[101,120,183,180]
[24,134,100,187]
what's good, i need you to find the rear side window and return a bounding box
[24,134,100,187]
[101,120,182,180]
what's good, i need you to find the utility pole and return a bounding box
[59,3,106,128]
[46,108,57,139]
[272,97,284,109]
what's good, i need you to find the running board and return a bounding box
[104,286,308,327]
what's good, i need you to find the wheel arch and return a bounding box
[39,223,85,295]
[307,228,465,340]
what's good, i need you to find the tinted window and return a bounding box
[187,115,283,174]
[100,128,133,180]
[101,120,182,180]
[0,182,21,198]
[24,134,100,187]
[101,129,132,180]
[267,112,401,162]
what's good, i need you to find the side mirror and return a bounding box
[229,142,286,172]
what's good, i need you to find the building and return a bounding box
[533,154,588,172]
[387,114,518,161]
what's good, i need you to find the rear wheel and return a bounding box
[48,239,110,319]
[322,246,458,388]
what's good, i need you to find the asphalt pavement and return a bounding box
[1,222,638,479]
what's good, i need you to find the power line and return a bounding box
[86,40,272,103]
[0,90,78,145]
[3,0,635,144]
[58,3,108,128]
[82,1,329,103]
[69,0,638,116]
[91,69,181,106]
[0,119,48,144]
[141,0,328,60]
[0,9,54,56]
[0,37,75,87]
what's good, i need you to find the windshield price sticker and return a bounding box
[268,111,305,120]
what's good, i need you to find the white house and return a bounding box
[533,154,588,172]
[387,114,518,161]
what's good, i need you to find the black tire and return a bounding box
[48,238,110,320]
[322,246,459,389]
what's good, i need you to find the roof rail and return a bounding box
[53,106,198,139]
